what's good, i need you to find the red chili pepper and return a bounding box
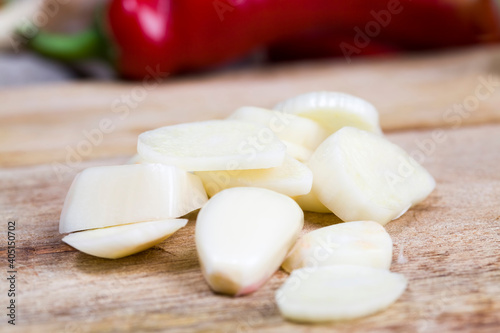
[29,0,500,80]
[268,0,500,62]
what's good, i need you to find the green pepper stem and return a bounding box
[28,28,101,62]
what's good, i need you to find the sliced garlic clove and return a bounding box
[59,164,207,233]
[274,91,382,135]
[126,154,145,164]
[281,140,313,162]
[282,221,392,273]
[196,187,303,296]
[137,120,286,171]
[228,106,329,151]
[195,155,312,197]
[293,190,330,213]
[62,219,188,259]
[307,127,435,225]
[276,265,407,322]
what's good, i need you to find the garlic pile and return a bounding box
[59,91,435,322]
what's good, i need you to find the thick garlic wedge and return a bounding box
[62,219,188,259]
[293,190,330,213]
[138,120,286,171]
[274,91,382,135]
[276,265,407,322]
[59,164,207,233]
[282,221,392,272]
[195,155,313,197]
[281,140,313,162]
[196,187,303,296]
[308,127,435,225]
[126,154,144,164]
[228,106,328,151]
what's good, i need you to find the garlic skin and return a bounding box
[59,164,207,233]
[195,187,304,296]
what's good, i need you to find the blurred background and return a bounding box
[1,0,499,87]
[0,0,111,86]
[2,3,500,331]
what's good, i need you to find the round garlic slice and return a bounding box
[138,120,286,171]
[274,91,382,135]
[307,127,435,225]
[228,106,329,150]
[276,265,407,322]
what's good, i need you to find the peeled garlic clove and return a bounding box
[274,91,382,135]
[281,140,313,162]
[307,127,435,225]
[228,106,329,151]
[137,120,286,171]
[59,164,207,233]
[126,154,145,164]
[293,190,330,213]
[282,221,392,273]
[62,219,187,259]
[276,265,407,322]
[196,187,303,296]
[195,155,313,197]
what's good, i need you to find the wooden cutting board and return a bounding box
[1,46,500,333]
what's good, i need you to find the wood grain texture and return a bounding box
[2,46,500,169]
[1,46,500,332]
